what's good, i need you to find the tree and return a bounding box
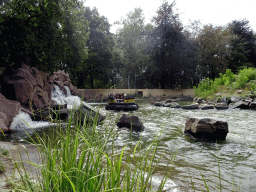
[0,0,89,80]
[80,7,114,89]
[115,7,151,88]
[148,1,196,89]
[227,19,256,72]
[194,24,231,80]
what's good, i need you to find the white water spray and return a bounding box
[11,84,81,131]
[10,112,53,131]
[51,85,82,109]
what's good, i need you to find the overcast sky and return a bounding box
[83,0,256,33]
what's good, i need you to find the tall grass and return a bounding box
[10,106,173,192]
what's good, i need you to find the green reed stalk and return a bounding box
[10,106,173,192]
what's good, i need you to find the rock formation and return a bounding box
[117,114,144,132]
[0,93,21,133]
[1,63,52,111]
[184,117,229,140]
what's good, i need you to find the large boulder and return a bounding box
[117,114,144,132]
[229,100,250,109]
[1,63,52,111]
[74,103,105,125]
[184,117,228,140]
[0,93,21,131]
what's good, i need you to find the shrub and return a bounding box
[236,67,256,88]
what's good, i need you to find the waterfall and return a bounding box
[51,85,82,109]
[11,84,81,131]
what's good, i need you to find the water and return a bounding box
[8,86,256,191]
[96,101,256,191]
[51,84,82,109]
[9,85,81,139]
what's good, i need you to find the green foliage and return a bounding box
[194,67,256,98]
[236,67,256,88]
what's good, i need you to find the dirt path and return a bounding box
[0,141,41,191]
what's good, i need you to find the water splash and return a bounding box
[51,85,82,109]
[10,112,53,131]
[11,84,81,131]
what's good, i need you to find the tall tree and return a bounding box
[0,0,89,79]
[195,24,231,80]
[227,19,256,72]
[149,1,196,89]
[80,7,114,89]
[115,7,150,88]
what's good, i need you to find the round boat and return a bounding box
[105,93,139,111]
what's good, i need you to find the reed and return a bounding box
[11,106,172,192]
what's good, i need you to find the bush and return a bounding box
[236,67,256,88]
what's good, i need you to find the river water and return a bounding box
[95,100,256,191]
[8,88,256,191]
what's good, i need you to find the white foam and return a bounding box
[51,84,82,108]
[10,112,52,131]
[11,84,82,131]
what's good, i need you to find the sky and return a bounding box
[83,0,256,33]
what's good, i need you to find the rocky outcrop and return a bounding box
[229,99,251,109]
[199,104,214,110]
[1,63,52,111]
[215,102,228,110]
[184,117,228,140]
[117,114,144,132]
[0,93,21,132]
[170,102,181,108]
[154,102,163,106]
[182,104,199,110]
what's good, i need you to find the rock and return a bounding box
[184,117,228,140]
[0,119,8,133]
[215,103,228,110]
[0,113,9,132]
[0,93,21,131]
[164,99,173,104]
[230,96,241,103]
[74,103,105,124]
[237,90,243,94]
[163,103,172,107]
[170,102,181,108]
[1,63,52,111]
[117,114,144,132]
[199,105,214,110]
[230,100,250,109]
[181,104,199,110]
[154,102,163,106]
[194,97,203,104]
[249,101,256,108]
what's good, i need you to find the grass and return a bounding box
[7,105,174,191]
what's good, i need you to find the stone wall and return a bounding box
[81,88,195,98]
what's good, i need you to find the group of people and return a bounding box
[108,93,135,100]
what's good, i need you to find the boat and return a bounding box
[105,93,139,111]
